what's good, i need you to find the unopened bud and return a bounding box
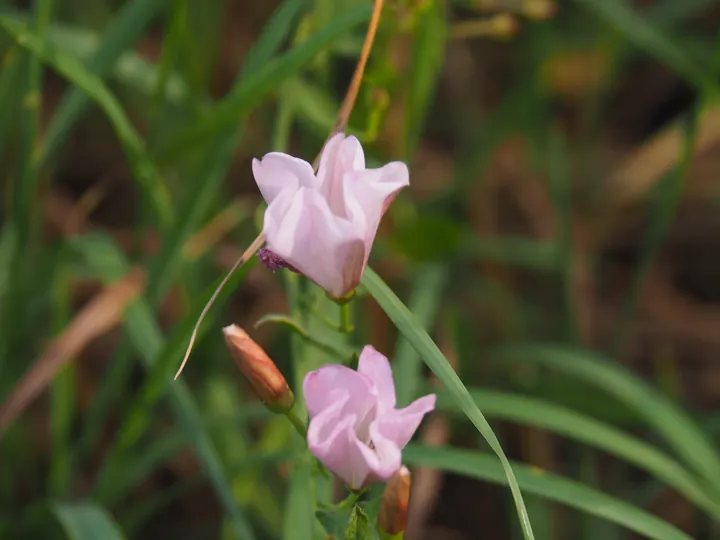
[223,324,294,413]
[378,466,411,536]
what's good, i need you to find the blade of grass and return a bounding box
[52,502,125,540]
[0,9,189,102]
[11,0,51,249]
[610,105,699,356]
[393,264,446,406]
[49,261,75,497]
[362,267,535,540]
[461,235,559,272]
[155,3,372,162]
[0,16,173,226]
[572,0,713,93]
[39,0,168,160]
[404,445,693,540]
[402,0,447,158]
[145,0,307,304]
[69,233,256,540]
[494,343,720,495]
[436,388,720,517]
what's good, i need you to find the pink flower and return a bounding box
[303,346,435,490]
[252,133,409,298]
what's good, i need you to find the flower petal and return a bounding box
[357,346,396,412]
[344,161,409,254]
[317,134,365,218]
[252,153,317,204]
[303,364,374,420]
[264,187,366,297]
[307,401,372,489]
[375,394,436,450]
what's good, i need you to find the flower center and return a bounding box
[258,248,300,273]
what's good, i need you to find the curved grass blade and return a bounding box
[0,16,173,226]
[39,0,167,160]
[146,0,307,303]
[0,9,188,102]
[69,233,256,540]
[437,388,720,517]
[493,343,720,494]
[362,267,535,540]
[156,3,372,161]
[392,264,446,406]
[404,445,692,540]
[52,502,125,540]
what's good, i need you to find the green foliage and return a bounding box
[0,0,718,538]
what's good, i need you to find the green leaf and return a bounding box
[0,16,173,226]
[361,267,535,540]
[284,458,319,540]
[52,502,125,540]
[494,343,720,494]
[156,3,371,161]
[461,235,559,272]
[572,0,711,91]
[39,0,167,159]
[145,0,307,303]
[69,233,256,540]
[389,214,463,262]
[403,0,447,157]
[345,505,373,540]
[437,388,720,517]
[393,264,446,406]
[404,445,692,540]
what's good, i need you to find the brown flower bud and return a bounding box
[223,324,294,413]
[378,466,411,536]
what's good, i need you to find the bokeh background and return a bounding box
[1,0,720,538]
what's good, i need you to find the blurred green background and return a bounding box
[2,0,720,538]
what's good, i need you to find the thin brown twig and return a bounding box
[0,268,145,438]
[176,0,386,378]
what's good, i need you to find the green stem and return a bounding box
[339,301,354,334]
[285,408,308,440]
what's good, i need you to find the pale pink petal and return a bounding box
[357,346,396,412]
[308,404,375,490]
[317,135,365,218]
[252,153,316,204]
[374,394,436,449]
[343,161,409,255]
[264,187,366,297]
[303,364,374,420]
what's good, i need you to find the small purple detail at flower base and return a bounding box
[257,248,300,273]
[252,133,409,298]
[303,346,436,490]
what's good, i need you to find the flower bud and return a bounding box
[378,466,411,536]
[223,324,294,413]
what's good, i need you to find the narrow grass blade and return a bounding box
[437,389,720,517]
[0,16,173,226]
[0,10,188,102]
[146,0,306,302]
[494,343,720,494]
[404,445,693,540]
[611,107,699,355]
[156,3,371,161]
[392,264,446,406]
[282,457,316,540]
[362,267,535,540]
[52,502,125,540]
[69,233,256,540]
[461,235,559,272]
[40,0,167,159]
[573,0,711,91]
